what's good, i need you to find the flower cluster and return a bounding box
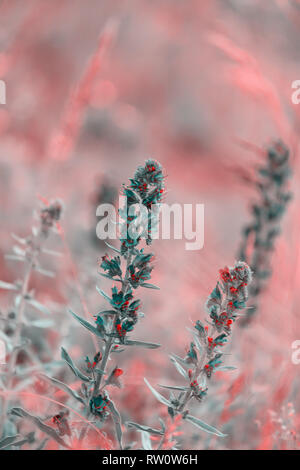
[85,352,102,371]
[238,141,292,324]
[89,394,110,420]
[205,261,252,333]
[120,159,165,252]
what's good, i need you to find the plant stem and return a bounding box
[92,253,132,397]
[0,258,33,437]
[93,336,113,396]
[178,323,216,414]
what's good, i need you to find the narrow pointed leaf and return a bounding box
[30,318,54,328]
[170,353,188,368]
[96,287,111,303]
[0,281,18,291]
[5,254,25,262]
[31,319,54,328]
[69,309,102,337]
[11,233,27,245]
[144,378,172,407]
[140,283,160,290]
[0,435,20,449]
[27,298,51,315]
[158,384,189,391]
[105,242,121,254]
[126,422,163,436]
[10,408,71,448]
[39,374,85,405]
[61,347,90,382]
[169,356,189,379]
[124,340,160,349]
[100,273,122,282]
[34,266,55,278]
[12,246,26,257]
[185,414,226,437]
[98,309,118,316]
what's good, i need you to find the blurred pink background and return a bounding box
[0,0,300,449]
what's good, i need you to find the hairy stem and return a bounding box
[92,253,132,397]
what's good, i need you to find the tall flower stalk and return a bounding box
[238,141,292,325]
[0,200,63,438]
[55,160,165,449]
[133,261,253,449]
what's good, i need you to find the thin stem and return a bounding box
[92,253,132,397]
[93,336,113,396]
[178,322,217,413]
[0,258,33,437]
[178,352,206,413]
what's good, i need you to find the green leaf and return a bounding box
[11,233,27,245]
[144,378,172,407]
[27,298,51,315]
[61,347,90,382]
[0,281,18,291]
[39,374,85,405]
[126,422,163,436]
[186,327,203,353]
[34,266,55,278]
[0,435,20,449]
[124,340,160,349]
[185,414,226,437]
[158,384,189,392]
[169,355,189,379]
[140,283,160,290]
[211,284,221,300]
[217,366,237,371]
[107,400,123,450]
[96,287,112,303]
[12,246,26,257]
[105,242,121,254]
[170,353,188,368]
[10,408,71,449]
[98,309,118,316]
[69,309,102,337]
[31,319,55,328]
[100,273,122,282]
[5,254,25,262]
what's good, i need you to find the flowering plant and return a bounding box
[132,261,253,449]
[0,199,63,441]
[238,141,292,325]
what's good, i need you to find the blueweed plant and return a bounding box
[128,261,253,450]
[238,141,292,325]
[13,160,165,450]
[0,199,63,443]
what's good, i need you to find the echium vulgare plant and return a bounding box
[128,261,253,450]
[29,160,164,450]
[0,199,63,443]
[238,140,292,325]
